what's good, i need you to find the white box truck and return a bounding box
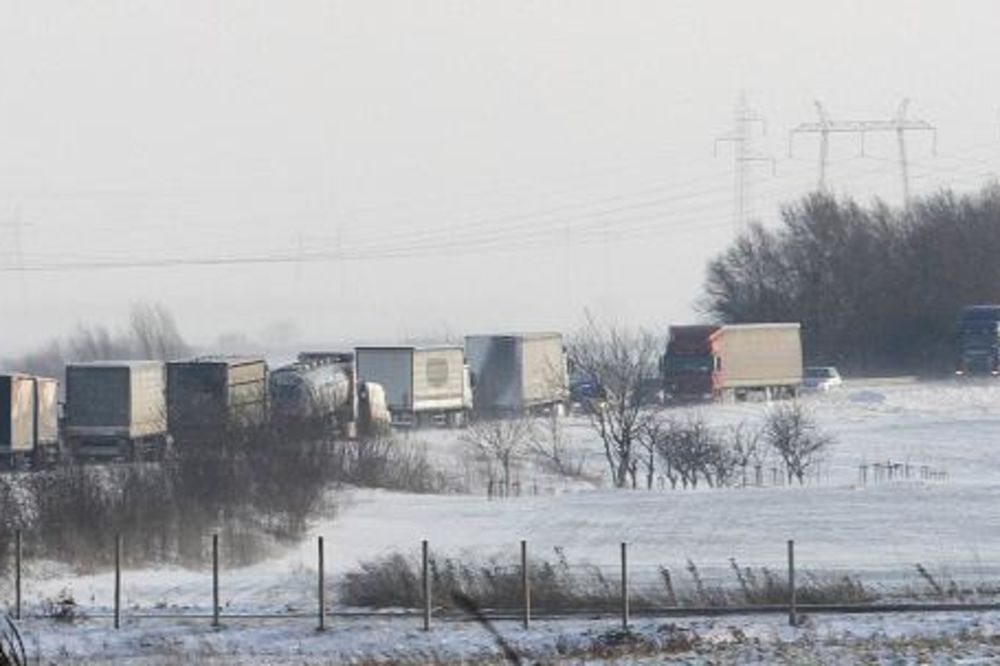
[465,333,568,415]
[65,361,168,458]
[354,346,470,426]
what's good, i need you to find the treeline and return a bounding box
[702,186,1000,373]
[3,302,190,379]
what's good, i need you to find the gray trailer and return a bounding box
[65,361,168,458]
[354,346,470,427]
[167,357,268,434]
[465,333,568,415]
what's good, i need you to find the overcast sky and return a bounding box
[2,0,1000,354]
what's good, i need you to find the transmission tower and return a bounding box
[715,91,774,231]
[790,99,936,205]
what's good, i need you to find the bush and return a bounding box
[0,431,455,572]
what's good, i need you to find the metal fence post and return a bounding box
[114,534,122,630]
[422,539,431,632]
[620,542,629,630]
[14,530,21,621]
[521,540,530,630]
[212,533,220,628]
[788,539,797,627]
[317,536,326,631]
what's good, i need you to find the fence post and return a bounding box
[114,534,122,630]
[317,536,326,631]
[212,533,220,628]
[620,542,629,630]
[521,540,530,630]
[14,530,21,621]
[422,540,431,632]
[787,539,797,627]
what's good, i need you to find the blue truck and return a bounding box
[955,305,1000,376]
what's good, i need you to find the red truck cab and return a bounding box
[661,325,721,400]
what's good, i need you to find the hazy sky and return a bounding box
[3,0,1000,354]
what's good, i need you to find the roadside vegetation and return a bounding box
[0,430,455,573]
[340,549,874,611]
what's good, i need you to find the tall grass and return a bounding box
[340,552,877,611]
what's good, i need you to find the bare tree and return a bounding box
[529,411,589,480]
[3,302,191,380]
[67,324,128,361]
[462,417,536,496]
[130,302,190,360]
[764,402,832,484]
[647,415,737,490]
[667,416,718,489]
[568,315,661,489]
[726,421,765,487]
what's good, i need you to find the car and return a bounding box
[803,366,843,391]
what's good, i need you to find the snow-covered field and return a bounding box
[14,378,1000,663]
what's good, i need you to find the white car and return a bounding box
[803,366,843,391]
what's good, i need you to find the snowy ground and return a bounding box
[20,610,1000,664]
[12,378,1000,663]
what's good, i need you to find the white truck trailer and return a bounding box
[465,333,568,415]
[1,373,62,466]
[354,346,471,427]
[65,361,168,458]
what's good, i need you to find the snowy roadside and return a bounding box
[19,609,1000,665]
[13,379,1000,663]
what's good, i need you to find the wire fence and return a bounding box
[7,532,1000,633]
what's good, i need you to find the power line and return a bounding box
[790,99,937,205]
[714,91,774,232]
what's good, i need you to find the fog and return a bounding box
[2,0,1000,354]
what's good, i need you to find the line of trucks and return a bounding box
[9,302,985,464]
[0,324,818,467]
[0,333,573,466]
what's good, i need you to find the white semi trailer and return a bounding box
[465,333,568,415]
[65,361,168,458]
[0,373,59,466]
[354,346,471,427]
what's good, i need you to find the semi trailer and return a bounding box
[464,333,568,415]
[167,357,268,434]
[0,374,59,466]
[662,323,803,401]
[354,346,471,426]
[65,361,168,458]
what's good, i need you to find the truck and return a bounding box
[270,358,353,429]
[354,346,471,427]
[272,352,392,437]
[464,333,568,416]
[662,323,803,402]
[954,305,1000,376]
[65,361,168,458]
[167,357,268,434]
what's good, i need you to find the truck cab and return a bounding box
[661,325,721,401]
[955,305,1000,376]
